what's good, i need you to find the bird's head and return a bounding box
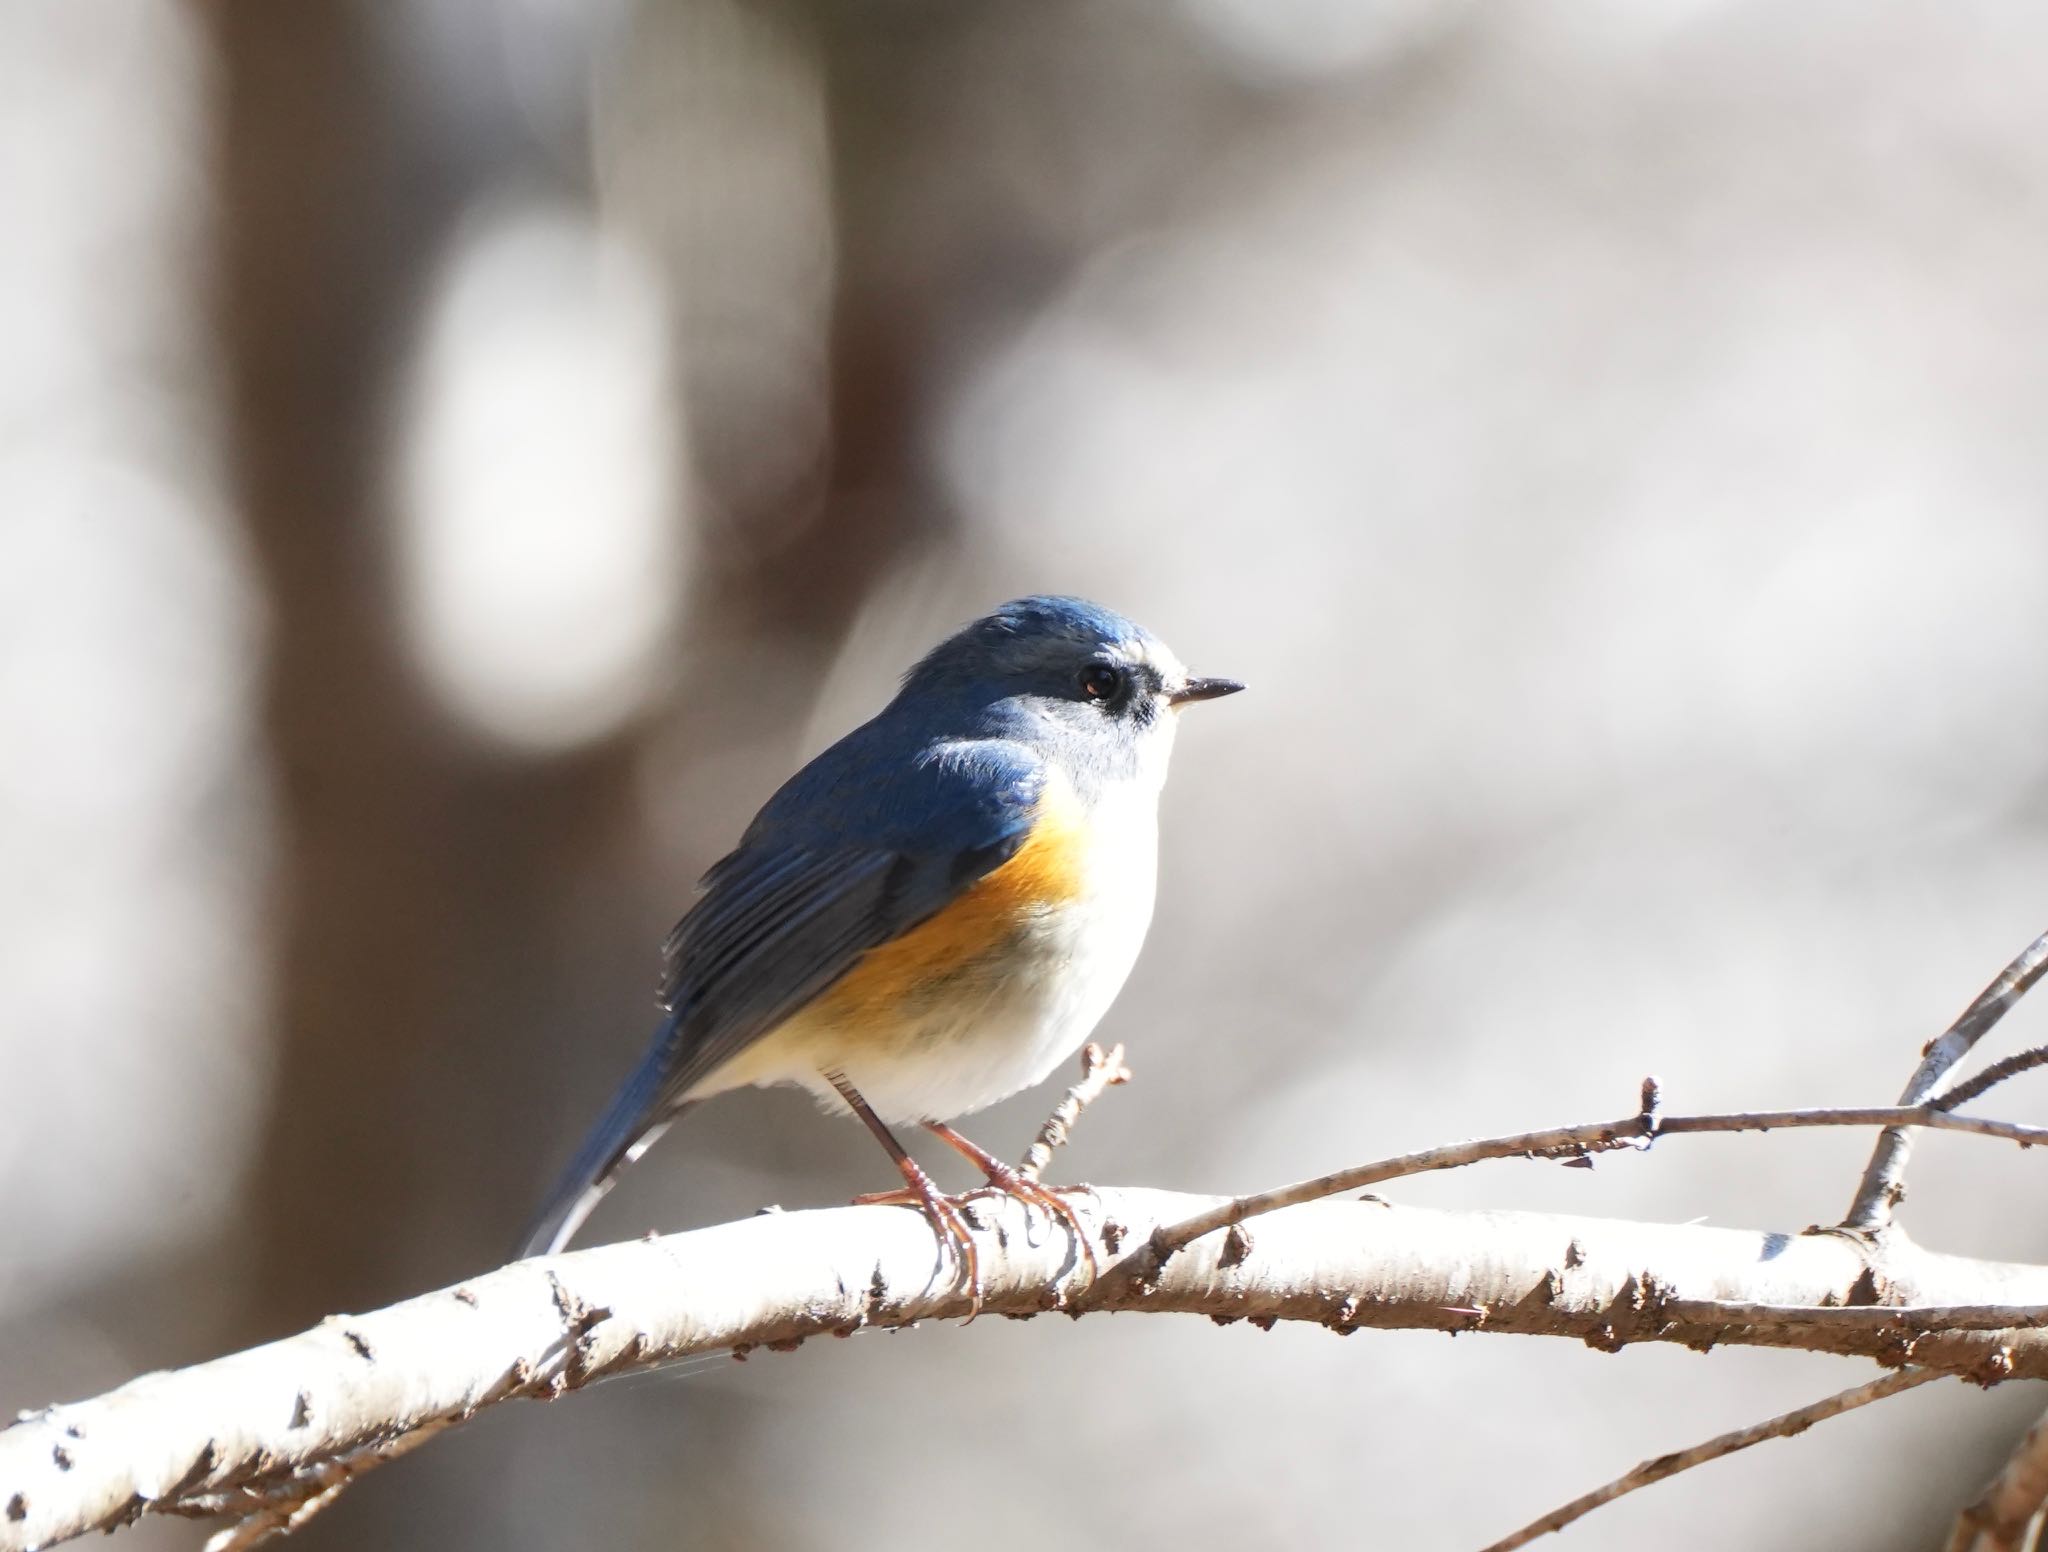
[898,595,1242,785]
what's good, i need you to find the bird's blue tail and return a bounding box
[516,1016,690,1259]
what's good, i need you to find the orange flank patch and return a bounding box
[799,776,1091,1032]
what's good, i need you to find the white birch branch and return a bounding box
[7,1188,2048,1552]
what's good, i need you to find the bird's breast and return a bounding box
[744,770,1160,1122]
[815,770,1137,1019]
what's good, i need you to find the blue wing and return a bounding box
[516,730,1044,1257]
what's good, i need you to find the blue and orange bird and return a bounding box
[518,596,1242,1291]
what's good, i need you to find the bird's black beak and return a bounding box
[1169,675,1245,706]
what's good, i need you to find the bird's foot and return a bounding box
[854,1162,985,1316]
[830,1071,986,1314]
[926,1122,1099,1283]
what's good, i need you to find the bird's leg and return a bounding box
[828,1072,984,1313]
[925,1121,1099,1283]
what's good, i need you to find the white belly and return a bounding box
[838,809,1156,1122]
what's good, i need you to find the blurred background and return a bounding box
[7,1,2048,1547]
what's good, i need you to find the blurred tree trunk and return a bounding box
[205,1,972,1544]
[205,0,652,1327]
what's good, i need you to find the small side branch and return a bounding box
[1844,930,2048,1234]
[1938,1047,2048,1116]
[1481,1368,1946,1551]
[194,1422,450,1552]
[1018,1042,1131,1183]
[1149,1099,2048,1259]
[1946,1408,2048,1552]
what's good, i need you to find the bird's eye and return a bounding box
[1077,663,1126,702]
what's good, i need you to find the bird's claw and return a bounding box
[964,1169,1100,1283]
[922,1121,1099,1284]
[853,1181,986,1315]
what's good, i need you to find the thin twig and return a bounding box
[1947,1408,2048,1552]
[1839,935,2048,1551]
[1661,1300,2048,1332]
[1151,1100,2048,1257]
[1940,1047,2048,1115]
[1018,1043,1131,1183]
[1479,1368,1946,1552]
[1844,931,2048,1234]
[198,1422,451,1552]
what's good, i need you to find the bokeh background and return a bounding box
[8,2,2048,1547]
